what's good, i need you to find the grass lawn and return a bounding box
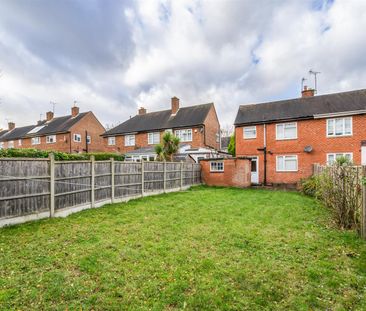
[1,186,366,310]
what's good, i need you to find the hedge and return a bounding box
[0,148,125,161]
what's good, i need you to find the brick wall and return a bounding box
[203,105,220,149]
[236,114,366,184]
[201,158,251,187]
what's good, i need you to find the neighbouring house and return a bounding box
[234,87,366,186]
[102,97,222,162]
[200,158,251,187]
[0,106,105,153]
[220,136,231,153]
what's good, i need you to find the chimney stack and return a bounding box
[171,97,179,115]
[37,120,43,125]
[46,111,54,121]
[301,85,315,98]
[71,105,79,117]
[8,122,15,130]
[138,107,147,115]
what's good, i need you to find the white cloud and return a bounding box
[1,0,366,130]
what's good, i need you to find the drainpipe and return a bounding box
[263,124,267,185]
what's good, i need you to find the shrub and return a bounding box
[0,148,124,161]
[300,175,321,198]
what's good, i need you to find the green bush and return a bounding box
[300,175,321,198]
[0,148,124,161]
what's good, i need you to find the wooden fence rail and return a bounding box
[0,156,201,227]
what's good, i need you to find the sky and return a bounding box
[0,0,366,131]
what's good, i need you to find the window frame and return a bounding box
[175,129,193,142]
[108,136,116,146]
[243,126,257,139]
[276,122,297,140]
[327,152,353,164]
[276,155,298,172]
[124,134,135,147]
[8,140,14,148]
[148,132,160,145]
[73,134,82,143]
[31,137,41,145]
[18,139,22,146]
[210,161,224,172]
[326,117,352,137]
[46,135,57,144]
[86,136,91,144]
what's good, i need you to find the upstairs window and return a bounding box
[276,122,297,140]
[32,137,41,145]
[73,134,81,142]
[276,155,298,172]
[327,117,352,137]
[243,126,256,139]
[175,129,192,142]
[8,141,14,148]
[108,136,115,146]
[18,139,22,146]
[125,135,135,146]
[46,135,56,144]
[87,136,91,144]
[148,132,160,145]
[210,161,224,172]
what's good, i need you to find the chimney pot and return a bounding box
[8,122,15,130]
[171,97,179,115]
[301,85,315,98]
[71,106,80,117]
[138,107,147,115]
[46,111,54,121]
[37,120,43,125]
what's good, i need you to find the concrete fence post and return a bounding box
[49,153,55,217]
[111,158,115,203]
[91,155,95,208]
[192,163,195,184]
[180,161,183,190]
[163,160,167,193]
[141,159,145,196]
[362,166,366,239]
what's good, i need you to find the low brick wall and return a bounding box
[200,158,251,187]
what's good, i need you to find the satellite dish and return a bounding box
[304,145,313,153]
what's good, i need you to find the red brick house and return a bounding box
[234,88,366,186]
[102,97,221,162]
[0,106,105,153]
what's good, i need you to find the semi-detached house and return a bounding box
[234,87,366,186]
[102,97,221,162]
[0,106,105,153]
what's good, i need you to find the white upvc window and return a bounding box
[87,136,91,144]
[125,134,135,146]
[31,137,41,145]
[327,153,353,164]
[0,142,3,149]
[73,134,81,142]
[18,139,22,146]
[108,136,116,146]
[148,132,160,145]
[243,126,256,139]
[276,155,298,172]
[210,161,224,172]
[326,117,352,137]
[175,129,192,142]
[8,141,14,148]
[276,122,297,140]
[46,135,56,144]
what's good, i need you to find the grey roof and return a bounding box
[0,112,89,142]
[221,136,230,149]
[0,129,9,140]
[234,89,366,125]
[124,146,156,155]
[103,103,213,136]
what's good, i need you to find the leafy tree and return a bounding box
[155,132,180,161]
[227,134,235,156]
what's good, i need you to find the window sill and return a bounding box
[275,138,298,141]
[326,134,352,138]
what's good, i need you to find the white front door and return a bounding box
[250,157,259,184]
[362,146,366,165]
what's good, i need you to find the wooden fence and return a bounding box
[0,156,201,227]
[313,163,366,239]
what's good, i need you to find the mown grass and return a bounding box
[0,186,366,310]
